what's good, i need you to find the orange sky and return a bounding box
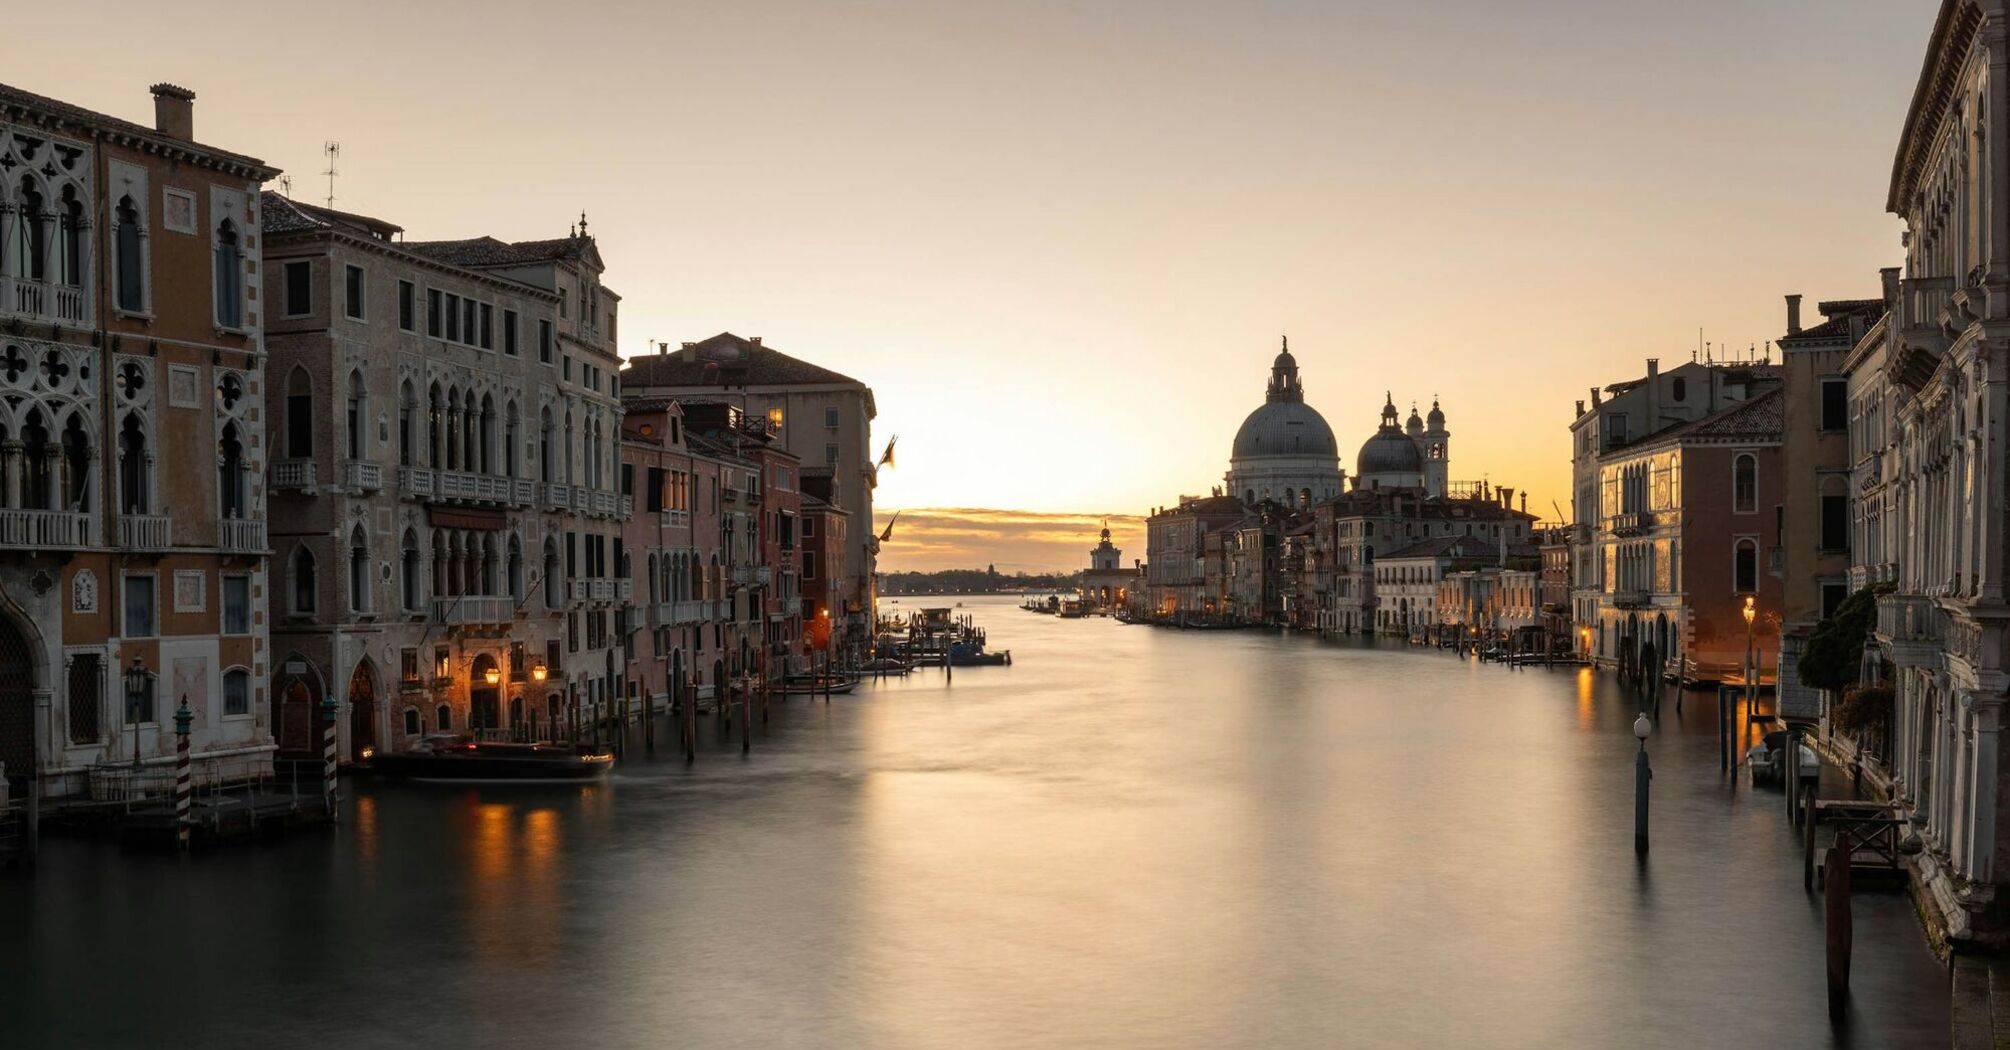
[15,1,1929,571]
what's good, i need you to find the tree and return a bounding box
[1796,583,1892,692]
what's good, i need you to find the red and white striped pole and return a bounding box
[173,697,193,851]
[320,695,339,823]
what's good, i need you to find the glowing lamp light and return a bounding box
[530,663,548,683]
[484,666,502,687]
[1742,595,1756,628]
[767,407,784,428]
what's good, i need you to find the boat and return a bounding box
[1747,731,1819,787]
[948,641,1011,666]
[369,739,615,783]
[860,658,912,675]
[781,674,859,695]
[1055,599,1087,619]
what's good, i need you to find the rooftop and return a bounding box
[622,332,870,392]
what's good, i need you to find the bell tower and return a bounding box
[1423,397,1450,498]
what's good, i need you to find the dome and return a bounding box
[1357,427,1424,476]
[1232,400,1339,459]
[1427,398,1445,429]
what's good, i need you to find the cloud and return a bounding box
[876,508,1146,574]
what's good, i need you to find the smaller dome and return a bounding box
[1405,404,1424,436]
[1427,398,1445,429]
[1357,427,1424,477]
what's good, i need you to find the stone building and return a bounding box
[1144,494,1248,615]
[261,195,629,758]
[1774,294,1884,719]
[1314,486,1535,635]
[618,399,719,709]
[1080,523,1139,610]
[621,334,876,656]
[799,472,850,652]
[1854,0,2010,945]
[0,82,279,801]
[1225,340,1345,508]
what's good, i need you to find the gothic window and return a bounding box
[349,525,370,613]
[15,177,46,280]
[543,538,561,609]
[214,218,243,329]
[504,400,520,477]
[401,529,422,611]
[218,422,246,519]
[1732,454,1756,514]
[404,707,421,736]
[115,195,144,312]
[508,535,525,603]
[445,387,462,470]
[478,393,496,474]
[428,383,443,467]
[55,186,83,289]
[286,366,313,458]
[346,369,366,460]
[118,412,149,514]
[436,704,452,732]
[61,413,89,511]
[398,380,414,467]
[293,545,318,613]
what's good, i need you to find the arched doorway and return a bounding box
[470,653,500,734]
[0,613,37,799]
[275,659,323,755]
[347,660,378,762]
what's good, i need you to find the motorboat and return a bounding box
[781,674,859,695]
[948,641,1011,666]
[369,739,614,783]
[860,658,912,675]
[1747,730,1820,787]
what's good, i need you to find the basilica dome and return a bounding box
[1356,427,1423,476]
[1224,341,1345,508]
[1232,399,1339,459]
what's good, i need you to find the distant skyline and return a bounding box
[15,1,1929,571]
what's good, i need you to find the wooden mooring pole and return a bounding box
[320,695,340,824]
[173,698,193,851]
[1825,828,1854,1020]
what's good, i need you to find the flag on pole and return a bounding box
[878,511,901,543]
[877,435,898,470]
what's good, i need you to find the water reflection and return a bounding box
[0,596,1951,1049]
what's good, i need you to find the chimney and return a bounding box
[681,341,696,363]
[1575,399,1585,417]
[1880,266,1901,307]
[749,336,763,347]
[149,83,195,140]
[1785,293,1803,335]
[1590,387,1602,408]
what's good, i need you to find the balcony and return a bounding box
[586,490,618,518]
[542,482,572,510]
[1610,589,1649,610]
[1876,593,1942,644]
[432,469,514,505]
[652,599,710,627]
[1,276,88,326]
[399,466,435,498]
[218,517,265,554]
[117,514,171,551]
[342,460,383,493]
[780,596,802,617]
[1900,275,1956,343]
[1605,511,1650,536]
[512,478,536,505]
[567,578,632,603]
[272,459,317,491]
[431,595,514,626]
[0,508,92,549]
[619,494,633,519]
[732,565,773,587]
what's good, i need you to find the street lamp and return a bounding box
[124,654,154,769]
[530,663,548,683]
[484,665,502,687]
[1634,712,1653,856]
[1742,595,1758,728]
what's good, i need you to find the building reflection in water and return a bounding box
[462,800,565,967]
[1575,667,1597,732]
[354,794,379,883]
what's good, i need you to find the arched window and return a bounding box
[539,407,555,483]
[15,177,46,280]
[401,529,422,611]
[214,218,243,328]
[543,538,561,609]
[1734,538,1758,594]
[508,535,525,603]
[647,552,659,603]
[118,412,149,514]
[504,401,520,478]
[286,366,313,459]
[293,546,318,613]
[57,185,84,288]
[398,380,414,467]
[436,704,452,732]
[478,393,496,475]
[219,421,246,519]
[1732,453,1756,514]
[563,410,575,486]
[61,413,89,511]
[115,194,144,312]
[403,707,421,736]
[427,383,443,467]
[346,369,366,460]
[445,387,462,470]
[349,526,370,613]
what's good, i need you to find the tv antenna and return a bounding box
[278,174,293,198]
[322,141,340,209]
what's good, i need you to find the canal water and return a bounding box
[2,595,1949,1049]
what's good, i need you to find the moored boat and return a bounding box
[781,674,859,695]
[369,739,614,783]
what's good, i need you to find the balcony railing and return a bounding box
[431,595,514,626]
[1606,511,1650,536]
[1,276,89,326]
[619,495,633,519]
[512,478,536,505]
[118,514,171,551]
[542,482,572,510]
[1610,589,1649,609]
[399,466,435,498]
[780,597,802,617]
[567,578,633,603]
[1876,593,1942,644]
[273,459,317,491]
[0,508,92,549]
[732,565,773,587]
[433,469,514,504]
[219,517,265,554]
[342,460,383,492]
[587,490,617,517]
[1901,275,1956,338]
[651,599,711,627]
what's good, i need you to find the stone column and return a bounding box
[1970,696,2003,885]
[1,440,21,507]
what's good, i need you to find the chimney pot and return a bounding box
[149,83,195,140]
[1785,293,1803,335]
[749,336,763,347]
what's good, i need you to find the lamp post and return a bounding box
[1742,595,1758,745]
[1634,712,1653,856]
[124,654,153,770]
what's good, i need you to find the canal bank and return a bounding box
[0,595,1949,1048]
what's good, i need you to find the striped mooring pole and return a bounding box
[320,695,340,823]
[173,698,193,851]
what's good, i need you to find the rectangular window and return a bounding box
[427,289,443,337]
[123,574,156,638]
[825,443,839,465]
[1821,582,1848,620]
[398,280,415,331]
[444,293,461,342]
[463,299,477,344]
[345,264,366,320]
[1820,493,1847,551]
[479,302,493,349]
[284,260,313,316]
[539,320,553,363]
[503,309,519,355]
[1605,414,1629,448]
[546,639,562,674]
[511,642,527,682]
[401,648,420,684]
[222,575,250,634]
[803,551,817,578]
[67,653,102,744]
[1820,378,1847,431]
[825,406,839,428]
[803,517,816,538]
[647,468,665,512]
[562,355,573,382]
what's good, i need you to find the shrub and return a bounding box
[1797,583,1893,692]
